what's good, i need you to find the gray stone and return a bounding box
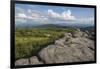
[15,58,29,66]
[39,30,95,64]
[30,56,43,65]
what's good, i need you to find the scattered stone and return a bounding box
[15,58,29,66]
[30,56,43,65]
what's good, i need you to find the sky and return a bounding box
[15,4,95,26]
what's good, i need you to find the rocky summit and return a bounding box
[15,29,95,65]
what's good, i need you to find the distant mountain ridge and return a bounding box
[33,24,65,28]
[15,23,94,31]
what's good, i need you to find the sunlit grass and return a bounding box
[15,28,75,60]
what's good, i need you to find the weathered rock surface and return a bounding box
[15,29,95,65]
[30,56,43,65]
[15,56,44,66]
[15,58,29,66]
[38,29,95,64]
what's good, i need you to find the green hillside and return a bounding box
[15,27,75,60]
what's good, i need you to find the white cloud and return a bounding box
[80,17,93,22]
[77,17,94,24]
[15,7,94,25]
[62,10,75,20]
[27,9,45,18]
[48,9,60,18]
[15,8,49,23]
[48,9,76,21]
[15,18,27,23]
[28,9,32,13]
[15,7,25,14]
[17,13,27,18]
[28,9,49,21]
[15,13,27,23]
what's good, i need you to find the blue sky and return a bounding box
[15,4,94,26]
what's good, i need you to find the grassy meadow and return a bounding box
[15,28,75,60]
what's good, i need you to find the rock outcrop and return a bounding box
[15,29,95,65]
[38,29,95,64]
[15,56,43,66]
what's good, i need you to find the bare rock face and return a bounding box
[39,30,95,64]
[15,56,44,66]
[15,58,29,66]
[55,33,72,46]
[30,56,43,65]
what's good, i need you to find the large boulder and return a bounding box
[15,56,44,66]
[15,58,29,66]
[38,31,95,64]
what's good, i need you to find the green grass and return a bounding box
[15,28,75,60]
